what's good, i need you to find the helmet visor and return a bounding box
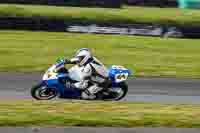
[77,56,85,62]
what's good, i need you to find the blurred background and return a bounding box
[0,0,199,9]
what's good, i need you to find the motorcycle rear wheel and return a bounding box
[98,82,128,101]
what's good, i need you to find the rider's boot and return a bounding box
[81,84,103,100]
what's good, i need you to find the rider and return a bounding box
[56,48,109,99]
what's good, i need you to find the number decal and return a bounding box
[116,74,126,80]
[111,65,129,83]
[115,73,128,83]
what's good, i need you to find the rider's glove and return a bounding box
[64,59,71,64]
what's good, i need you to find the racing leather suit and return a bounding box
[55,57,109,99]
[78,57,109,99]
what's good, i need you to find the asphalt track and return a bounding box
[0,72,200,104]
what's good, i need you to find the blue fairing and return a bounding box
[44,74,81,99]
[108,66,132,84]
[44,60,82,98]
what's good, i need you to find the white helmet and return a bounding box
[75,48,92,66]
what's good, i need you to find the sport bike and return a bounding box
[31,59,131,101]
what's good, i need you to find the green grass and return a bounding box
[0,4,200,26]
[0,30,200,78]
[0,100,200,127]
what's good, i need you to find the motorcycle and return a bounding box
[31,59,132,101]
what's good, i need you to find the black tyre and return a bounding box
[31,82,58,100]
[100,82,128,101]
[112,82,128,101]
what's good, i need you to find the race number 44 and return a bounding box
[115,73,128,82]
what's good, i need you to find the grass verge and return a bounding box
[0,100,200,127]
[0,4,200,26]
[0,30,200,78]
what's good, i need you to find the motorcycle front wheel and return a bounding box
[31,82,59,100]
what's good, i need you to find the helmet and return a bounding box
[75,48,92,66]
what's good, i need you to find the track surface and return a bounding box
[0,73,200,103]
